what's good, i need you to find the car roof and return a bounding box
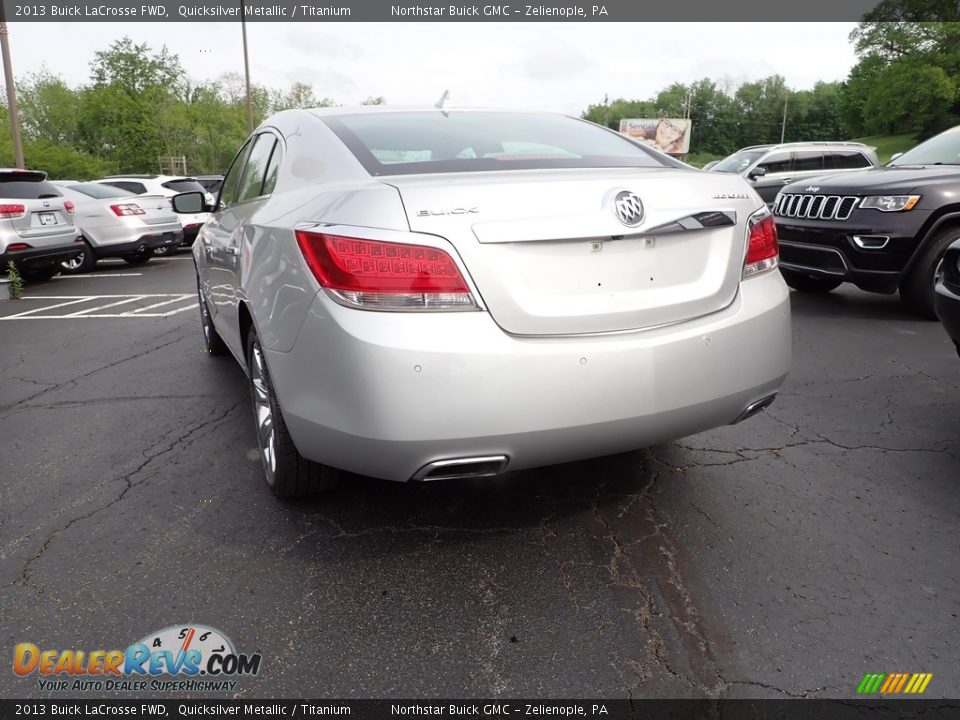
[738,141,874,152]
[99,175,198,182]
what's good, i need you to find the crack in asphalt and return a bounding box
[3,401,240,594]
[0,327,193,412]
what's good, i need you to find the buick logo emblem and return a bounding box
[613,191,644,227]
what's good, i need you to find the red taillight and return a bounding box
[6,242,31,251]
[110,203,145,217]
[64,200,75,214]
[743,213,778,278]
[0,204,25,219]
[294,230,476,310]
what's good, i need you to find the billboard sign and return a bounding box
[619,118,692,155]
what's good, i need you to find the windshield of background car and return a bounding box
[0,173,62,199]
[161,178,207,193]
[888,126,960,166]
[65,183,136,199]
[711,150,767,174]
[323,112,668,176]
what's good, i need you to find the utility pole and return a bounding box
[241,3,254,132]
[780,94,788,144]
[0,5,24,168]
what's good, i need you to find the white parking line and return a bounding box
[53,273,144,279]
[122,295,194,315]
[3,297,95,317]
[1,294,197,320]
[64,296,145,316]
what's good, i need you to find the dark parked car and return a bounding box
[774,125,960,317]
[935,238,960,358]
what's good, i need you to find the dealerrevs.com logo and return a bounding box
[13,624,262,692]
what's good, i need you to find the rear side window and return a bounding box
[793,151,826,172]
[0,175,62,199]
[261,142,283,196]
[831,151,872,169]
[324,111,668,176]
[161,179,207,194]
[237,134,277,202]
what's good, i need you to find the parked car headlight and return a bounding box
[860,195,921,212]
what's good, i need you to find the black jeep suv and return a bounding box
[774,125,960,318]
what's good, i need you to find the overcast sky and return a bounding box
[8,22,858,114]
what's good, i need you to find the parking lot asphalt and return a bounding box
[1,254,958,700]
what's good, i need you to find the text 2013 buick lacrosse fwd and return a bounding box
[176,107,792,497]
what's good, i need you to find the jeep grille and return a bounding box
[774,194,859,221]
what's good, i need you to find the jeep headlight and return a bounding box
[860,195,921,212]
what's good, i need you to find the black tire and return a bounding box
[246,326,340,498]
[780,268,843,293]
[197,281,228,356]
[60,240,97,274]
[19,265,60,283]
[899,228,960,319]
[121,248,155,265]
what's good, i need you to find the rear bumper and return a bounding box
[90,229,184,257]
[264,270,792,481]
[1,241,82,269]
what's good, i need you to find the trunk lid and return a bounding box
[386,168,760,335]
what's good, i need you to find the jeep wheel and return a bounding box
[900,228,959,319]
[780,269,843,293]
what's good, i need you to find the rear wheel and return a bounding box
[899,228,959,319]
[121,248,154,265]
[61,240,97,274]
[781,268,843,293]
[246,326,340,498]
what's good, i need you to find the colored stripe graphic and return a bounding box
[858,672,932,694]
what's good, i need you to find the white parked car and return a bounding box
[95,175,210,255]
[177,107,792,498]
[53,182,183,272]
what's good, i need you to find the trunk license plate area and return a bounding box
[38,213,57,226]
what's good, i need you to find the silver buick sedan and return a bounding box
[177,107,791,497]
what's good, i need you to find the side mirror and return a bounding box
[171,191,205,214]
[748,166,767,180]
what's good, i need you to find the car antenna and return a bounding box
[435,89,452,117]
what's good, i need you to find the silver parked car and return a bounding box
[53,182,184,273]
[0,169,81,282]
[178,107,792,497]
[95,175,211,255]
[709,142,879,207]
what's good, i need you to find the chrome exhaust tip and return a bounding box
[412,455,509,481]
[731,394,777,424]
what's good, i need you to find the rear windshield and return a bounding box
[161,179,207,193]
[62,183,135,199]
[324,112,671,176]
[0,174,62,199]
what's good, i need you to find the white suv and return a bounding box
[95,175,211,255]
